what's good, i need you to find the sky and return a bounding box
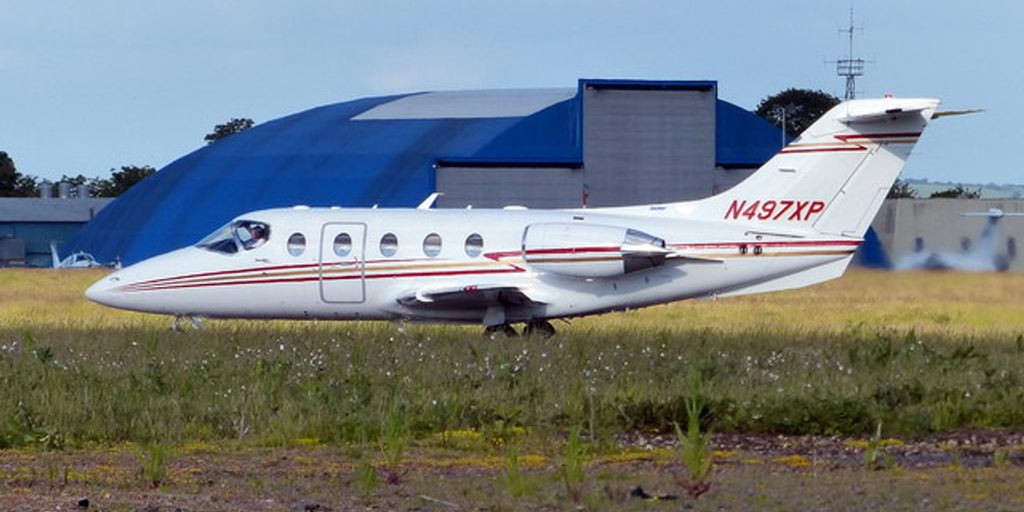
[1,0,1021,185]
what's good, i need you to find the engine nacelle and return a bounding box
[522,223,669,278]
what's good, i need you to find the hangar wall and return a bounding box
[869,199,1024,271]
[436,165,583,208]
[435,80,749,209]
[582,83,716,206]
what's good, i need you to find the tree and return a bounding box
[929,184,981,199]
[204,118,254,144]
[59,174,90,187]
[0,152,41,197]
[887,179,918,199]
[0,151,21,197]
[90,165,156,197]
[755,89,841,137]
[13,174,39,197]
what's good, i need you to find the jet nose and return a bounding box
[85,272,124,307]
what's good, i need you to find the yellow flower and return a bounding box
[772,454,811,469]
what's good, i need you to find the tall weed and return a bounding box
[561,427,587,503]
[673,371,712,498]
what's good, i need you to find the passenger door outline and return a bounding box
[319,222,366,303]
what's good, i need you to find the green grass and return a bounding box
[1,268,1023,450]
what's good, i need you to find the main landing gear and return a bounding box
[523,320,556,338]
[483,323,520,338]
[483,320,557,339]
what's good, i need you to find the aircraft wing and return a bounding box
[396,284,544,309]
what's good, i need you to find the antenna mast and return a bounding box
[835,7,864,99]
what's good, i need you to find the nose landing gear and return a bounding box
[171,315,205,331]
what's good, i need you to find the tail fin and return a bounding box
[684,97,940,238]
[50,241,62,268]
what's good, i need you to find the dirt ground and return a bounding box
[3,431,1024,511]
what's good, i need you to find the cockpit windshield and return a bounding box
[196,220,271,254]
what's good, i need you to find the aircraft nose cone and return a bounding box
[85,273,123,307]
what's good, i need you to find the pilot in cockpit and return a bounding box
[247,224,269,249]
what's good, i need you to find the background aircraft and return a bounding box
[50,242,104,269]
[896,208,1024,272]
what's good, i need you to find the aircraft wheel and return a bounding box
[484,323,520,338]
[523,320,556,338]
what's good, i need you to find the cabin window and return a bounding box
[380,233,398,257]
[423,233,442,257]
[465,233,483,257]
[914,237,925,252]
[287,233,306,256]
[333,233,352,257]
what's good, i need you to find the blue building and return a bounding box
[1,197,112,267]
[69,79,785,265]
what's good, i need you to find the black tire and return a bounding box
[523,320,556,338]
[484,323,520,338]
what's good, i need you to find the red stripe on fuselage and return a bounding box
[524,246,620,256]
[121,240,860,292]
[131,257,429,286]
[126,267,526,292]
[670,240,861,250]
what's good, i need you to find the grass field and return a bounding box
[1,268,1023,510]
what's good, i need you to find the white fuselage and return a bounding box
[85,206,857,323]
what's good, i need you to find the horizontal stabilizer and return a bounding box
[832,97,942,125]
[931,108,984,119]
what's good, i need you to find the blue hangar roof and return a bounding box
[69,79,784,265]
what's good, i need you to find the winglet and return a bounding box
[417,192,444,210]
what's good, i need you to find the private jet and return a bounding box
[86,96,951,336]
